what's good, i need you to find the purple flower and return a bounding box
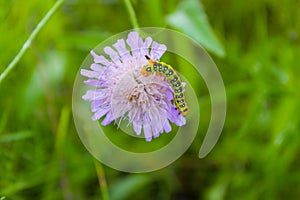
[81,32,186,141]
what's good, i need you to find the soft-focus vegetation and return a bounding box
[1,0,300,199]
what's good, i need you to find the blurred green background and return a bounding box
[1,0,300,199]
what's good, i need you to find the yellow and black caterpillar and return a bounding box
[141,55,189,116]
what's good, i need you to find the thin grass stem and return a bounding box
[94,160,110,200]
[0,0,65,85]
[124,0,139,29]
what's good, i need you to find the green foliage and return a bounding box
[166,0,225,57]
[1,0,300,199]
[109,174,154,200]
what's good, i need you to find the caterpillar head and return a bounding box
[141,55,154,76]
[141,65,151,76]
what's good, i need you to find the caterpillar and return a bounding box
[141,55,189,116]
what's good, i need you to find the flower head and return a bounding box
[81,32,186,141]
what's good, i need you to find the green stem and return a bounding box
[124,0,139,29]
[94,160,110,200]
[0,0,65,85]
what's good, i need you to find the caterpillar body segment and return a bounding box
[141,55,189,116]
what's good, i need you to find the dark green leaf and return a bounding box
[165,0,225,57]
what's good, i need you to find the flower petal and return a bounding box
[143,124,153,142]
[126,32,143,58]
[91,100,109,112]
[150,41,167,60]
[82,89,109,101]
[91,50,112,66]
[92,107,110,121]
[164,121,172,133]
[165,89,174,101]
[91,63,105,72]
[81,69,101,79]
[153,130,160,138]
[140,36,152,59]
[104,46,123,67]
[166,102,186,126]
[84,79,102,87]
[101,111,114,125]
[113,39,131,62]
[133,121,142,135]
